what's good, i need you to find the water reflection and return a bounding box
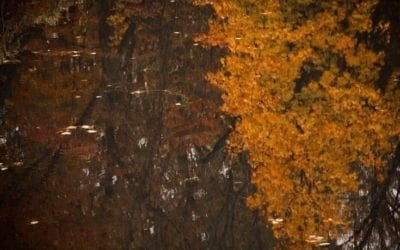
[0,0,273,249]
[2,0,398,249]
[194,0,400,248]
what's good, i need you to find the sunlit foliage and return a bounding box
[195,0,400,245]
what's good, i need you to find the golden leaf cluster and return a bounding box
[195,0,400,245]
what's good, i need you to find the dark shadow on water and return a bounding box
[0,1,274,249]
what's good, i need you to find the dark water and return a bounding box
[0,1,275,249]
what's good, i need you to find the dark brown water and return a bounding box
[0,1,275,249]
[2,1,400,249]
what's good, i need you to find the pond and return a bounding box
[0,1,274,249]
[1,0,399,249]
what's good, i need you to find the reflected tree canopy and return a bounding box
[0,0,274,249]
[0,0,399,249]
[195,0,400,248]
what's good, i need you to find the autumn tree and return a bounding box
[195,0,400,246]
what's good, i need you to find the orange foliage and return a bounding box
[195,0,400,246]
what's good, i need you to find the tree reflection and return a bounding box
[0,0,274,249]
[2,0,398,248]
[195,0,400,247]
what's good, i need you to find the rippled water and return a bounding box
[2,1,399,249]
[0,1,275,249]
